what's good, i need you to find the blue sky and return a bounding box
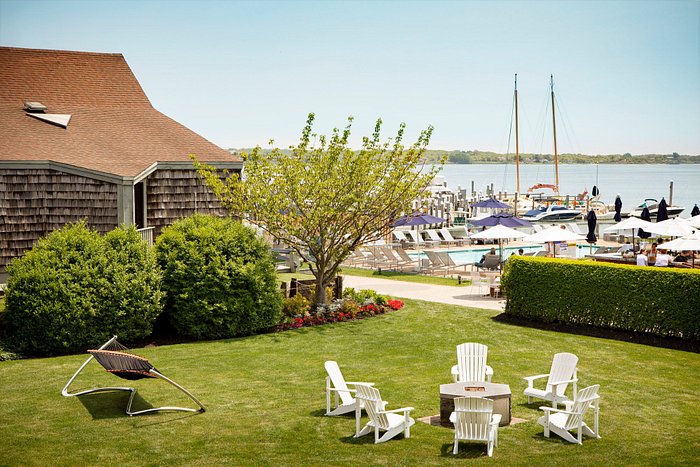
[1,0,698,155]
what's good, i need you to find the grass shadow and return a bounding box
[491,313,699,353]
[439,442,490,458]
[77,391,152,419]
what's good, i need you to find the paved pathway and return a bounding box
[342,275,505,311]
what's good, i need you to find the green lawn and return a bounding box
[1,299,698,465]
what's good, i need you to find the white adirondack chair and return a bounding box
[538,384,601,444]
[324,361,373,416]
[523,352,578,408]
[451,343,494,383]
[449,397,501,456]
[354,384,415,444]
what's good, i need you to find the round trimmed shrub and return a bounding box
[155,214,282,339]
[4,221,164,356]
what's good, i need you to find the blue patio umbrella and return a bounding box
[614,195,622,222]
[586,210,597,244]
[656,198,669,223]
[392,212,446,227]
[691,204,700,217]
[471,198,510,209]
[638,207,652,239]
[471,213,532,228]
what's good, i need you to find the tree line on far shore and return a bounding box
[229,148,698,164]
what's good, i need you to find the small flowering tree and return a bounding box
[192,113,442,306]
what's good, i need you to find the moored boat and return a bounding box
[627,198,684,219]
[522,205,582,222]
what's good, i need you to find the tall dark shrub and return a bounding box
[4,222,164,356]
[155,214,282,339]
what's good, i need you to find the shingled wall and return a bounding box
[0,168,118,274]
[146,168,234,236]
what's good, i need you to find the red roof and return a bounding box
[0,47,240,177]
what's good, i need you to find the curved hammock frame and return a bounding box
[62,336,205,416]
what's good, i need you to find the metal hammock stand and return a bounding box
[62,336,205,416]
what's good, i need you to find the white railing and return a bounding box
[137,227,155,246]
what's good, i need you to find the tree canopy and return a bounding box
[192,113,441,305]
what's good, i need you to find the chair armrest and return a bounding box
[523,374,549,386]
[539,406,573,415]
[345,382,374,386]
[548,377,577,386]
[327,387,356,394]
[382,407,414,414]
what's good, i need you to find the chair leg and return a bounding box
[453,439,459,455]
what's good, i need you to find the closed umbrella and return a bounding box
[471,213,532,228]
[638,207,652,239]
[656,198,669,223]
[691,204,700,217]
[592,185,599,197]
[586,210,597,244]
[614,195,622,222]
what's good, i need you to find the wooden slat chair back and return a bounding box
[453,343,493,383]
[538,384,601,444]
[451,397,501,456]
[354,384,415,444]
[524,352,578,408]
[62,335,205,416]
[324,360,372,416]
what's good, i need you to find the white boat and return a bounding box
[522,205,582,222]
[627,198,684,219]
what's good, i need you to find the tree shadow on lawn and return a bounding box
[492,313,699,353]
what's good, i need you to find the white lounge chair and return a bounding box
[451,342,494,383]
[354,384,415,443]
[440,228,470,246]
[406,230,439,248]
[523,352,578,408]
[392,230,416,248]
[450,396,501,456]
[324,361,373,416]
[436,251,471,274]
[426,229,455,246]
[538,384,600,444]
[379,246,415,271]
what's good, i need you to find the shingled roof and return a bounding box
[0,47,240,177]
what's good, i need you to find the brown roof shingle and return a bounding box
[0,47,240,177]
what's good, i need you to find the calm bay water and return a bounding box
[432,164,700,215]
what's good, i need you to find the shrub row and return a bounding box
[501,256,700,340]
[3,215,283,356]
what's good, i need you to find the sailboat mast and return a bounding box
[550,74,559,191]
[515,73,520,193]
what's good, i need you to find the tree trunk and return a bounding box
[314,273,327,307]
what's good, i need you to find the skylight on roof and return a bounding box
[24,101,47,112]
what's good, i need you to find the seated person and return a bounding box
[474,248,497,267]
[654,248,671,267]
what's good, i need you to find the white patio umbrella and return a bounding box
[523,226,584,258]
[660,233,700,267]
[685,216,700,229]
[642,217,696,238]
[470,224,527,264]
[603,216,654,251]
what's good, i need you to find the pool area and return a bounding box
[410,244,600,264]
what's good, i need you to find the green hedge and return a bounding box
[501,256,700,340]
[3,222,164,356]
[155,214,282,339]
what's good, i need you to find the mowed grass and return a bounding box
[1,299,698,466]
